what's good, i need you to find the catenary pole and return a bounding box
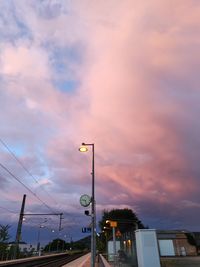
[14,194,26,259]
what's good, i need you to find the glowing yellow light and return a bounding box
[79,146,88,152]
[105,220,117,227]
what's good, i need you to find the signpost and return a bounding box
[82,227,91,233]
[106,220,118,265]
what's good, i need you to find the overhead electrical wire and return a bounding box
[0,205,17,214]
[0,162,56,214]
[0,138,59,206]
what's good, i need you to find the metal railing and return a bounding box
[99,254,112,267]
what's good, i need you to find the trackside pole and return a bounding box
[13,194,26,259]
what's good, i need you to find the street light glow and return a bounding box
[79,145,88,152]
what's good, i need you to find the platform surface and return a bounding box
[62,253,91,267]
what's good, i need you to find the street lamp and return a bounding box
[49,229,55,253]
[79,142,96,267]
[37,218,47,256]
[37,225,45,256]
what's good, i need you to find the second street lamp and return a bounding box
[79,142,96,267]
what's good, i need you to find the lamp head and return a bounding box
[79,145,88,152]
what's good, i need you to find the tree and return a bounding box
[0,224,10,260]
[73,236,90,250]
[98,208,145,252]
[99,208,145,233]
[0,224,10,243]
[44,239,67,252]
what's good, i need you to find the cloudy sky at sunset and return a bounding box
[0,0,200,243]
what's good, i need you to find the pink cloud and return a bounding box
[67,0,200,223]
[1,44,50,79]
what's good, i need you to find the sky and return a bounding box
[0,0,200,245]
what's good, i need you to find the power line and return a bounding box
[0,138,59,206]
[0,162,56,214]
[0,205,17,214]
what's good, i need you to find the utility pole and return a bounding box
[13,194,63,258]
[57,213,64,252]
[59,213,64,231]
[14,194,26,259]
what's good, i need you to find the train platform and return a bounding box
[62,253,99,267]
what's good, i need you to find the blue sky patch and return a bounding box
[49,42,85,72]
[54,79,80,93]
[48,43,84,93]
[0,141,26,158]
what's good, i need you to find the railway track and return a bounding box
[0,253,85,267]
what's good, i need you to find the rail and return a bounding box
[0,252,85,267]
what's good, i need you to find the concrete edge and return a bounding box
[99,254,111,267]
[79,253,91,267]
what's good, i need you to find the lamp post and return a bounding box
[37,218,47,256]
[79,142,96,267]
[49,229,55,253]
[37,225,45,256]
